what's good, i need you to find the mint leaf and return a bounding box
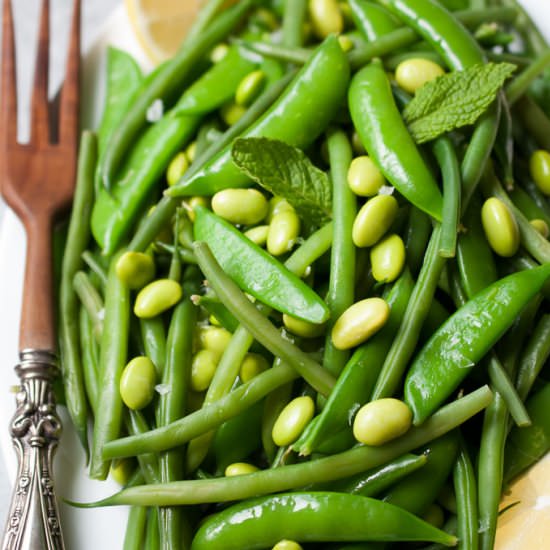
[403,62,516,144]
[232,137,332,226]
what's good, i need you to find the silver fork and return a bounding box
[0,0,81,548]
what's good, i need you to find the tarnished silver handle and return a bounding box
[2,350,65,550]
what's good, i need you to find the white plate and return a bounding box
[0,2,549,548]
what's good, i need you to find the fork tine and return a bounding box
[30,0,51,145]
[1,0,18,151]
[58,0,80,148]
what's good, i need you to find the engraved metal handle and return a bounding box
[2,350,65,550]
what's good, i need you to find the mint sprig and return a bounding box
[232,137,332,226]
[403,62,516,143]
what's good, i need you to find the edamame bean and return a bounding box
[115,251,155,290]
[244,225,270,246]
[338,35,354,52]
[198,326,232,359]
[272,541,304,550]
[191,349,219,392]
[481,197,520,257]
[267,196,295,222]
[331,297,390,350]
[212,188,269,225]
[186,141,197,163]
[529,149,550,195]
[166,151,189,187]
[530,218,549,238]
[370,234,406,283]
[352,194,399,248]
[236,70,266,107]
[282,313,326,338]
[187,196,210,222]
[220,102,247,126]
[351,132,366,155]
[267,210,301,256]
[272,395,315,446]
[240,353,270,383]
[119,356,157,410]
[110,458,135,486]
[352,398,412,446]
[134,279,182,318]
[395,58,445,94]
[210,43,229,63]
[423,503,445,529]
[225,462,260,476]
[309,0,344,39]
[347,156,385,197]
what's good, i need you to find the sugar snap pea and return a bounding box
[405,262,550,425]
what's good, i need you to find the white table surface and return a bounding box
[0,0,122,527]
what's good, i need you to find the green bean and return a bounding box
[282,0,307,48]
[73,271,104,339]
[506,49,550,105]
[453,437,478,550]
[324,453,428,497]
[123,505,148,550]
[86,386,493,506]
[433,137,461,258]
[79,307,100,414]
[486,354,531,427]
[477,392,507,550]
[90,253,131,480]
[58,131,97,452]
[193,242,336,396]
[283,222,333,277]
[144,508,160,550]
[515,313,550,401]
[403,207,431,277]
[323,129,356,377]
[372,225,446,400]
[81,250,108,288]
[139,318,166,378]
[514,95,550,151]
[126,410,161,485]
[186,324,254,472]
[103,362,299,459]
[157,270,198,550]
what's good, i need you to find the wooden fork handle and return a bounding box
[19,214,56,352]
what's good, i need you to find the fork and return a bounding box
[0,0,80,548]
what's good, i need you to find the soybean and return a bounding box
[370,234,406,283]
[267,197,295,222]
[331,297,390,350]
[115,251,155,290]
[225,462,260,477]
[395,58,445,94]
[272,395,315,447]
[530,149,550,195]
[481,197,520,257]
[352,194,399,248]
[353,399,412,446]
[166,151,189,187]
[347,155,385,197]
[191,349,219,392]
[272,541,303,550]
[267,210,301,256]
[309,0,344,39]
[530,218,549,238]
[282,314,325,338]
[120,357,157,411]
[198,326,232,359]
[236,70,266,106]
[212,188,268,225]
[244,224,270,246]
[240,353,270,383]
[134,279,183,318]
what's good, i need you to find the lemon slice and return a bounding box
[124,0,204,64]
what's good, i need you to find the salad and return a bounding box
[53,0,550,548]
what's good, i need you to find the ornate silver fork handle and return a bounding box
[2,350,64,550]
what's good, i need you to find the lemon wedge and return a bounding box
[124,0,203,64]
